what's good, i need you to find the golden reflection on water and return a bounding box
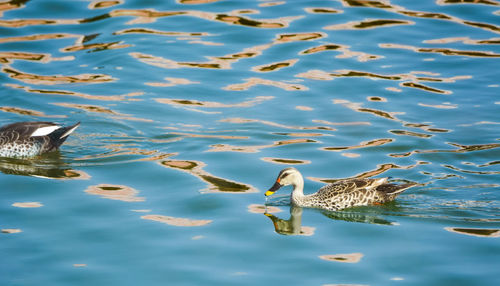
[324,19,414,30]
[418,102,458,109]
[247,204,282,214]
[437,0,499,5]
[0,51,56,64]
[310,161,428,183]
[311,120,370,127]
[0,106,65,118]
[319,253,364,263]
[261,157,311,165]
[258,1,285,7]
[224,77,307,91]
[88,0,123,9]
[304,7,343,14]
[252,59,298,72]
[208,138,317,153]
[114,27,209,37]
[168,132,248,140]
[340,0,500,34]
[53,103,120,115]
[220,117,335,131]
[295,105,313,111]
[85,184,145,202]
[0,33,77,44]
[12,1,496,36]
[390,142,500,158]
[443,164,500,175]
[155,96,273,109]
[389,130,433,138]
[145,77,199,87]
[141,215,212,227]
[53,102,153,122]
[5,83,143,101]
[12,202,43,208]
[2,66,114,85]
[159,159,257,193]
[131,31,324,71]
[298,69,470,95]
[0,18,75,28]
[330,98,454,138]
[105,8,298,27]
[1,228,22,234]
[323,138,393,151]
[0,0,28,16]
[61,41,130,53]
[423,36,500,45]
[380,43,500,58]
[178,0,222,4]
[444,227,500,237]
[462,160,500,168]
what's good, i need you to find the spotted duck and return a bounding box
[0,121,80,158]
[265,167,416,211]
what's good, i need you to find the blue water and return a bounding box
[1,0,499,285]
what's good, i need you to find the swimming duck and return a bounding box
[0,121,80,158]
[265,167,416,211]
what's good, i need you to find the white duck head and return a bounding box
[265,167,304,196]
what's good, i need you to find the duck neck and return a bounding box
[290,174,305,203]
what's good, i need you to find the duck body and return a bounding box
[265,167,416,211]
[0,121,80,158]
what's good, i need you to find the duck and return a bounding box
[0,121,80,158]
[265,167,416,211]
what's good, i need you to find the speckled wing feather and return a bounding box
[309,178,395,211]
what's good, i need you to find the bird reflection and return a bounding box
[263,204,397,235]
[319,208,395,225]
[0,154,88,179]
[264,205,314,236]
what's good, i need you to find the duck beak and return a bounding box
[265,180,282,196]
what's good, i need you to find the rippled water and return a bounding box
[1,0,499,285]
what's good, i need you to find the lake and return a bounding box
[1,0,499,285]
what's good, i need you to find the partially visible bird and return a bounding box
[265,167,416,211]
[0,121,80,158]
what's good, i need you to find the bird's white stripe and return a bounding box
[30,125,60,137]
[60,124,79,138]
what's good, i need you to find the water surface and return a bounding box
[1,0,499,285]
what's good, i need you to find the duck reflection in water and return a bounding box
[0,154,87,179]
[264,205,314,236]
[264,204,396,235]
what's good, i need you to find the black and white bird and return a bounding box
[0,121,80,158]
[265,167,416,211]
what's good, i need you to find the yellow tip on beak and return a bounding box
[265,190,275,196]
[265,181,282,196]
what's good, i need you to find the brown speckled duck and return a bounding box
[265,167,416,211]
[0,121,80,158]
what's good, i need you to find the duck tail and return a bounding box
[377,182,417,196]
[49,122,80,149]
[59,122,80,139]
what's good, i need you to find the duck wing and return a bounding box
[316,178,388,195]
[0,122,80,155]
[0,122,61,139]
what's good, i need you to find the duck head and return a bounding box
[265,167,302,196]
